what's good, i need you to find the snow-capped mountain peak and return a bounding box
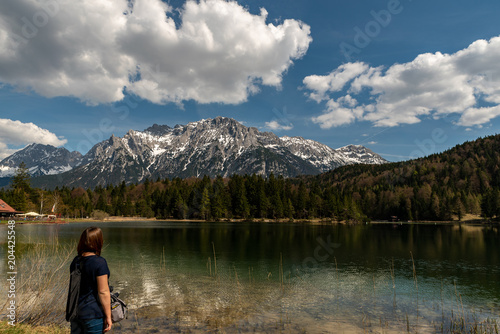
[0,143,83,178]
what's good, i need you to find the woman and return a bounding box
[70,227,112,333]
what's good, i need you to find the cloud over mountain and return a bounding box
[0,119,67,158]
[304,36,500,128]
[265,120,293,131]
[0,0,312,105]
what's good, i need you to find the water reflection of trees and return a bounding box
[5,222,499,332]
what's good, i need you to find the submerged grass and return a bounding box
[112,250,500,333]
[445,313,499,334]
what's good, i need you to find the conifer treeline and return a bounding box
[2,174,344,221]
[1,134,500,221]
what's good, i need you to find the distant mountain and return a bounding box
[279,136,385,168]
[28,117,386,188]
[0,143,83,178]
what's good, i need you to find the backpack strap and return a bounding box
[77,256,84,272]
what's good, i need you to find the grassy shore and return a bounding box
[0,321,66,334]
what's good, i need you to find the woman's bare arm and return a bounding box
[97,275,112,332]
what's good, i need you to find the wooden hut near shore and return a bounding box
[0,199,23,218]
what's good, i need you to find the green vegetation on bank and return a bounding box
[0,321,66,334]
[1,134,500,222]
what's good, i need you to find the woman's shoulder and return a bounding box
[86,255,110,276]
[85,255,109,267]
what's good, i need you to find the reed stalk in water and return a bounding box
[391,257,396,310]
[279,252,284,292]
[212,242,218,279]
[410,251,419,328]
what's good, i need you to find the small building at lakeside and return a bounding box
[0,199,23,218]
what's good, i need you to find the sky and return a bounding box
[1,0,500,162]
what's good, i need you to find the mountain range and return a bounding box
[0,117,387,188]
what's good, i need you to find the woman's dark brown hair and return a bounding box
[77,227,104,256]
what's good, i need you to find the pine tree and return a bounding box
[200,186,211,220]
[268,192,283,219]
[174,194,188,219]
[481,189,497,219]
[295,182,308,219]
[495,188,500,218]
[229,175,250,219]
[96,194,108,212]
[453,193,466,221]
[211,176,228,219]
[11,162,31,193]
[284,198,295,219]
[11,188,28,212]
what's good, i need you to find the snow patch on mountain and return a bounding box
[0,144,83,178]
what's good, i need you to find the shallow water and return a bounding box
[2,221,499,332]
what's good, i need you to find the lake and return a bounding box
[2,221,499,333]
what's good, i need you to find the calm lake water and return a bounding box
[2,221,500,333]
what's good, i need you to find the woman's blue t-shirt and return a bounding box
[70,255,110,320]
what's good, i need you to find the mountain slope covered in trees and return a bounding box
[313,133,500,220]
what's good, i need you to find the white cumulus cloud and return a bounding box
[0,119,67,159]
[304,36,500,128]
[0,0,312,105]
[264,120,293,131]
[302,62,369,103]
[311,97,365,128]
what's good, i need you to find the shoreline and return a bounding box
[1,214,495,225]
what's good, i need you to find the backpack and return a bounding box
[110,292,128,323]
[66,257,83,322]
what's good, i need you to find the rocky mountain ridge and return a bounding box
[4,117,387,188]
[0,143,83,177]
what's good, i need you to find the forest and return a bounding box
[1,134,500,222]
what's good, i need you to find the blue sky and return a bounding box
[1,0,500,161]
